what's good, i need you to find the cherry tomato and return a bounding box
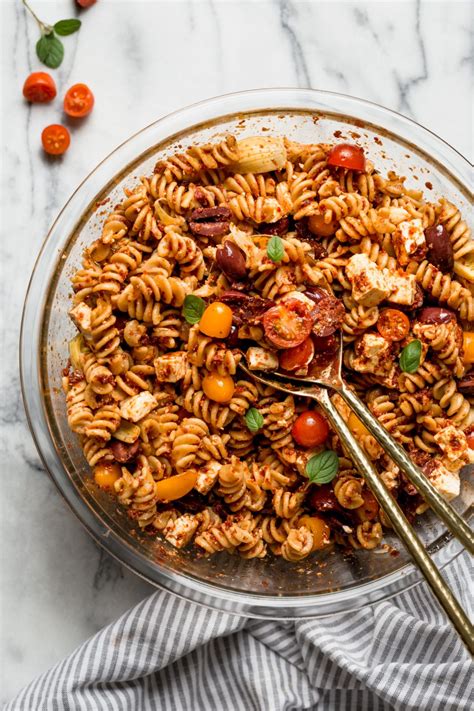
[308,212,338,237]
[202,373,235,403]
[377,309,410,342]
[199,302,233,338]
[155,471,198,501]
[355,490,379,522]
[292,410,329,448]
[64,83,95,118]
[279,337,314,372]
[23,72,56,103]
[41,124,71,156]
[463,332,474,364]
[466,431,474,449]
[76,0,96,6]
[327,143,366,171]
[298,515,331,550]
[348,412,370,439]
[94,462,121,491]
[263,299,314,349]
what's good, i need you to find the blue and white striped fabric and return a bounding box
[6,552,472,711]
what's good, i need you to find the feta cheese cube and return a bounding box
[346,254,391,307]
[195,460,221,495]
[69,302,92,337]
[246,347,279,371]
[352,333,393,376]
[154,351,187,383]
[385,271,417,306]
[164,514,199,548]
[434,426,468,463]
[392,219,426,265]
[120,391,157,422]
[424,459,460,501]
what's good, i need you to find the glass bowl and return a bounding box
[21,88,473,618]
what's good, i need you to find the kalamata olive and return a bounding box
[188,206,231,237]
[417,307,456,325]
[309,484,340,512]
[216,241,247,280]
[304,288,345,337]
[457,375,474,396]
[225,323,240,348]
[304,286,327,304]
[312,334,339,354]
[111,439,139,463]
[258,216,290,235]
[424,224,454,274]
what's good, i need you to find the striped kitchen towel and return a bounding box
[5,552,473,711]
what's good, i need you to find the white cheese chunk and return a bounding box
[246,347,279,371]
[120,391,157,423]
[352,333,393,376]
[154,351,187,383]
[163,514,199,548]
[385,271,417,306]
[346,254,391,307]
[393,219,426,265]
[434,426,468,463]
[195,460,221,495]
[425,460,460,501]
[69,302,92,337]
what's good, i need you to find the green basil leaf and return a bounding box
[244,407,264,433]
[54,19,81,36]
[182,294,206,325]
[36,33,64,68]
[267,235,285,263]
[399,339,422,373]
[305,450,339,485]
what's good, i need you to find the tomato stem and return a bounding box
[22,0,52,35]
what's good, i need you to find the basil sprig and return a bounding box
[399,339,422,374]
[266,235,285,263]
[305,450,339,485]
[244,407,264,433]
[182,295,206,324]
[23,0,81,69]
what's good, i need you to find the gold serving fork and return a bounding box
[239,336,474,654]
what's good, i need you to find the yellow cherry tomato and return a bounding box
[299,515,331,551]
[202,373,235,403]
[463,332,474,364]
[348,412,370,439]
[155,470,198,501]
[199,302,233,338]
[94,462,121,491]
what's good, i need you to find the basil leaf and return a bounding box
[399,339,422,373]
[54,19,81,36]
[36,33,64,68]
[305,450,339,485]
[182,295,206,325]
[244,407,264,433]
[267,235,285,263]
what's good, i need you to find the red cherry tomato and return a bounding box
[64,83,95,117]
[76,0,97,7]
[327,143,366,171]
[465,427,474,450]
[279,337,314,372]
[41,124,70,155]
[23,72,57,103]
[377,309,410,342]
[263,299,314,349]
[292,410,329,448]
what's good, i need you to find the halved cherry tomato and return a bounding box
[23,72,56,103]
[202,373,235,403]
[94,462,121,491]
[298,515,331,550]
[64,83,95,118]
[355,490,379,522]
[41,124,71,155]
[463,332,474,364]
[327,143,366,171]
[377,309,410,342]
[292,410,329,448]
[155,471,198,501]
[263,299,314,349]
[199,302,233,339]
[308,212,338,237]
[279,337,314,372]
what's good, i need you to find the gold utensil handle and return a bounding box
[338,382,474,555]
[316,389,474,656]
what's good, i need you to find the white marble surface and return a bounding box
[0,0,472,703]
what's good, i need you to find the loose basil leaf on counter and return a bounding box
[399,339,422,373]
[244,407,264,433]
[267,235,285,263]
[54,19,82,36]
[306,450,339,485]
[36,33,64,68]
[182,295,206,324]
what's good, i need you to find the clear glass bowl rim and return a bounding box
[20,87,471,618]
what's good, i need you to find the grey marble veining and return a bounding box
[1,0,472,703]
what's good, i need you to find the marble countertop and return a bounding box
[1,0,471,703]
